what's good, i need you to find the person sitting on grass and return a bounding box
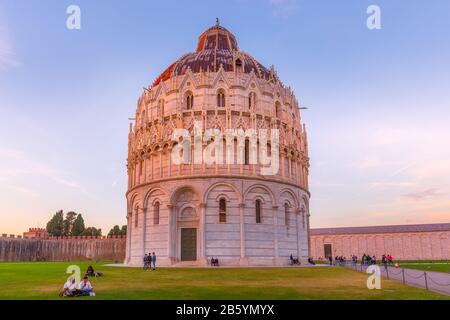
[86,265,103,278]
[60,277,78,297]
[78,276,95,297]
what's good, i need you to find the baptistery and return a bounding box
[125,22,310,266]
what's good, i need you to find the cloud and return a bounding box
[51,177,81,189]
[0,147,81,191]
[368,181,416,188]
[269,0,300,18]
[403,188,446,201]
[0,17,20,69]
[8,186,39,198]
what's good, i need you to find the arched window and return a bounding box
[255,199,262,223]
[248,92,256,110]
[275,101,281,118]
[217,90,226,108]
[244,139,250,165]
[235,58,243,72]
[219,198,227,223]
[284,203,289,226]
[185,92,194,110]
[154,202,160,225]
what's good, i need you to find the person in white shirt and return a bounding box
[60,277,78,297]
[78,276,95,296]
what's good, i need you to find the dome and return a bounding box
[152,24,273,87]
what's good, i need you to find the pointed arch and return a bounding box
[217,88,226,108]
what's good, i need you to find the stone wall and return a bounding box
[310,230,450,260]
[0,236,126,262]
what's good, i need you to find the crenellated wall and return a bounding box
[0,236,126,262]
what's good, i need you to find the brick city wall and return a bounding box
[0,235,126,262]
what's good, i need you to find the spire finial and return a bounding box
[216,17,220,27]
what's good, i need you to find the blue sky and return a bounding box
[1,0,449,234]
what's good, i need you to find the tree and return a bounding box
[108,225,127,236]
[63,211,78,236]
[108,225,121,236]
[72,214,85,236]
[46,210,64,236]
[82,227,102,237]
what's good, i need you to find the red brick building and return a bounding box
[23,228,48,239]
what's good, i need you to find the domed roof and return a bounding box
[152,23,273,87]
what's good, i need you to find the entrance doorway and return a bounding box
[181,228,197,261]
[324,244,333,259]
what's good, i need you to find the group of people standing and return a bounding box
[143,252,157,271]
[326,253,395,266]
[381,254,394,266]
[328,256,347,266]
[361,253,394,266]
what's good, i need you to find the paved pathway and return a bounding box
[347,263,450,296]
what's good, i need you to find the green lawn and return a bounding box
[0,261,448,300]
[399,263,450,273]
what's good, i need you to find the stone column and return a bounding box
[167,204,175,264]
[126,213,132,264]
[143,157,147,183]
[150,154,153,179]
[295,208,301,261]
[159,153,162,178]
[142,207,147,257]
[198,203,207,265]
[273,205,279,264]
[306,212,311,258]
[288,155,292,180]
[239,203,248,265]
[168,147,172,177]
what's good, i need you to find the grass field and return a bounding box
[0,262,448,300]
[399,263,450,273]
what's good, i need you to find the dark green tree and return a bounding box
[63,211,78,236]
[72,214,85,236]
[120,225,127,235]
[82,227,102,237]
[46,210,64,236]
[108,225,121,236]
